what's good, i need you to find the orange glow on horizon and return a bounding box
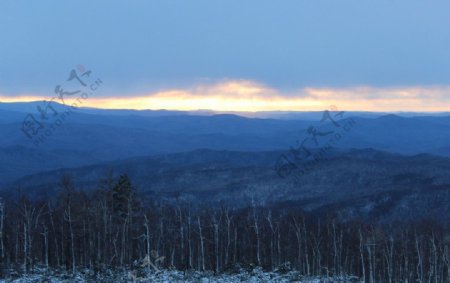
[2,81,450,112]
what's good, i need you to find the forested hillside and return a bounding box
[0,174,449,282]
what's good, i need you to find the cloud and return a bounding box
[301,86,450,111]
[304,86,450,101]
[2,81,450,112]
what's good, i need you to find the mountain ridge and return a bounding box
[4,148,449,224]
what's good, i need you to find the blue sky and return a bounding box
[1,0,450,111]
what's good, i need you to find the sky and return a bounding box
[1,0,450,112]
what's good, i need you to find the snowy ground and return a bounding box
[0,267,360,282]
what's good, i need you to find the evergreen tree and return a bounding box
[112,174,133,221]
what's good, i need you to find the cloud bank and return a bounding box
[2,80,450,112]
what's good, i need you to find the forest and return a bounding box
[0,174,449,282]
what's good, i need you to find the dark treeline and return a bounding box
[0,173,449,282]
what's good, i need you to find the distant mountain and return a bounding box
[5,148,450,224]
[0,109,27,123]
[2,101,449,119]
[2,101,450,185]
